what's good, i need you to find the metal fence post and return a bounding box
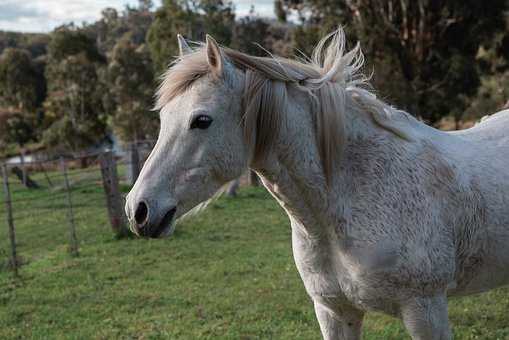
[60,157,79,256]
[2,163,18,276]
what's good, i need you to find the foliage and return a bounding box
[0,48,44,149]
[275,0,287,22]
[90,2,154,55]
[106,37,159,142]
[3,112,36,147]
[232,10,293,58]
[0,111,10,152]
[1,1,509,156]
[42,27,107,152]
[465,17,509,119]
[464,71,509,119]
[282,0,508,123]
[47,25,104,64]
[200,0,235,45]
[232,15,270,56]
[0,48,42,111]
[0,31,50,58]
[147,0,235,73]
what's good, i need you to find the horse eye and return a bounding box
[190,115,213,130]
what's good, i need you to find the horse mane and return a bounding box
[156,28,413,182]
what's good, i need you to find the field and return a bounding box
[1,170,509,339]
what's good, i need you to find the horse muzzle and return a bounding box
[130,200,177,238]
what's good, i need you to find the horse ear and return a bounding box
[177,34,192,56]
[205,35,224,77]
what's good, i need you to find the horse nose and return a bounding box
[131,200,177,238]
[134,200,149,228]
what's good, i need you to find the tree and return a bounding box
[0,111,9,153]
[200,0,235,45]
[147,0,199,72]
[147,0,235,72]
[106,36,158,142]
[47,24,104,64]
[4,112,35,148]
[0,48,43,154]
[465,14,509,120]
[0,48,40,111]
[0,111,35,156]
[281,0,508,123]
[232,15,270,56]
[91,2,154,54]
[42,27,108,153]
[0,110,37,186]
[275,0,287,23]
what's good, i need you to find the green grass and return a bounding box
[1,169,509,339]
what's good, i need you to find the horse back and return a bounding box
[441,112,509,295]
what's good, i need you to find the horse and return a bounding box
[125,29,509,339]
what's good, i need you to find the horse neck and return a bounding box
[253,90,382,238]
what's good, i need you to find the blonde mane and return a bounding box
[156,28,413,182]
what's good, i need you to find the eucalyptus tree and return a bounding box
[0,48,42,168]
[106,36,158,142]
[147,0,235,73]
[281,0,508,123]
[42,26,108,153]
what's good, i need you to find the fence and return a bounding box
[0,141,155,277]
[0,141,257,277]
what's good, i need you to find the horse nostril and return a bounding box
[134,201,149,226]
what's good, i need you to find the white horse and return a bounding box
[125,29,509,339]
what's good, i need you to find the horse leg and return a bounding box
[313,299,364,340]
[400,294,451,340]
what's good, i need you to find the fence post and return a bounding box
[2,164,18,276]
[20,149,27,187]
[60,157,79,256]
[100,151,129,238]
[128,142,141,186]
[249,170,259,187]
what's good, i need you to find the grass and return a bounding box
[1,168,509,339]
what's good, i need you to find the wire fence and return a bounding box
[0,141,155,277]
[0,140,259,278]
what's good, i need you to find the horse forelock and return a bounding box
[155,28,412,183]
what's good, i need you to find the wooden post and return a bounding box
[2,164,18,276]
[129,142,140,186]
[60,157,79,256]
[249,170,259,187]
[42,167,53,188]
[100,151,129,238]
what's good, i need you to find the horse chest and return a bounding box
[291,223,415,315]
[291,227,388,312]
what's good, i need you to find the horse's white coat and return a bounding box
[126,31,509,339]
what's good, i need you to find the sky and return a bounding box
[0,0,276,33]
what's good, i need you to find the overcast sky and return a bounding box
[0,0,275,33]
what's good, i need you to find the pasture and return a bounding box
[0,170,508,339]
